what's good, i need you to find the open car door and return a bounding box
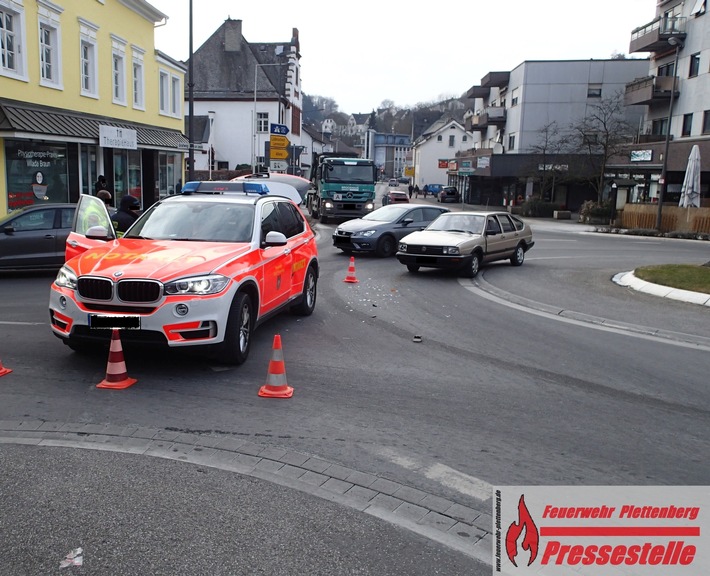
[65,194,117,262]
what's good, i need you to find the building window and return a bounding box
[437,135,442,142]
[39,24,56,83]
[462,135,467,142]
[132,47,144,110]
[132,60,143,109]
[79,18,98,98]
[682,113,693,136]
[112,53,125,103]
[448,135,455,147]
[159,70,169,113]
[171,75,180,116]
[703,110,710,134]
[657,61,675,77]
[508,134,515,151]
[111,35,126,105]
[511,88,519,106]
[257,112,269,133]
[0,4,27,80]
[652,117,669,135]
[689,53,700,78]
[587,84,602,98]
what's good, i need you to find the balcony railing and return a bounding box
[629,16,686,53]
[478,106,506,127]
[624,75,679,106]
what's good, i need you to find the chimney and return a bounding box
[224,19,242,52]
[291,28,300,52]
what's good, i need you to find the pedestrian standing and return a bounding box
[408,184,414,199]
[414,185,420,199]
[423,184,429,199]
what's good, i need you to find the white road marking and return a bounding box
[375,447,493,502]
[464,283,710,352]
[0,321,45,326]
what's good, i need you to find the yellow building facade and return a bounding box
[0,0,187,215]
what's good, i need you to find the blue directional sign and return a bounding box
[270,123,289,135]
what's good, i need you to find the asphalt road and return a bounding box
[1,194,709,574]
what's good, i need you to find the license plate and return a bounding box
[89,315,141,329]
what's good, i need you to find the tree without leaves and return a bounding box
[568,92,635,203]
[524,121,574,201]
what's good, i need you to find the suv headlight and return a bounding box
[54,266,78,290]
[164,274,230,295]
[442,246,460,255]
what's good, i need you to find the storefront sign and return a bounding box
[631,150,653,162]
[99,125,137,150]
[438,159,448,169]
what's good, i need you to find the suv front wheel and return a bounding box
[217,291,253,365]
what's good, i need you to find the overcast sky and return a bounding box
[148,0,654,114]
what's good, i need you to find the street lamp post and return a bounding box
[187,0,194,182]
[252,61,285,174]
[655,37,684,230]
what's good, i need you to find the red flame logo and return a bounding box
[505,494,539,567]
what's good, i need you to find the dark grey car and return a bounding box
[332,204,450,257]
[0,203,75,270]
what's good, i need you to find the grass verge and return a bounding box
[634,264,710,295]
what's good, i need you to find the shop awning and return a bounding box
[0,99,188,150]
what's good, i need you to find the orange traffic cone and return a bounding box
[96,329,137,390]
[343,256,359,283]
[258,334,293,398]
[0,357,12,377]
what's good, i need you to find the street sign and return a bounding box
[270,160,288,171]
[269,135,290,148]
[270,123,289,135]
[270,148,289,160]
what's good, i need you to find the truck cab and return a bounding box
[307,154,377,224]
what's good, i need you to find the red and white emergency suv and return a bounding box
[49,189,318,365]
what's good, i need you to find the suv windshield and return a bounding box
[126,201,255,242]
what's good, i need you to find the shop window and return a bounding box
[4,140,69,208]
[0,3,27,80]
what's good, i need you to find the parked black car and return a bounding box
[0,203,76,270]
